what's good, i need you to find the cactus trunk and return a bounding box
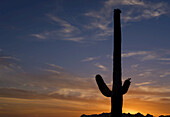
[111,9,122,117]
[95,9,131,117]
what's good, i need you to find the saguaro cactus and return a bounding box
[95,9,131,117]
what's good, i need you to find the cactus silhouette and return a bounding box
[95,9,131,117]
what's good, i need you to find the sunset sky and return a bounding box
[0,0,170,117]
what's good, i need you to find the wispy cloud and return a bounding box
[158,58,170,61]
[137,85,170,93]
[83,0,169,42]
[0,56,19,61]
[46,63,63,70]
[108,49,170,66]
[30,15,84,42]
[159,72,170,78]
[131,64,139,69]
[141,54,158,61]
[0,66,170,116]
[135,81,151,86]
[62,37,84,42]
[104,0,145,6]
[122,51,148,57]
[127,85,170,103]
[0,70,100,101]
[122,49,170,61]
[108,50,157,61]
[0,88,50,99]
[30,0,169,43]
[138,71,152,77]
[85,0,169,29]
[48,14,79,34]
[95,63,107,71]
[122,50,158,61]
[31,34,46,40]
[1,82,170,104]
[0,51,21,72]
[81,56,100,62]
[42,63,64,74]
[104,0,168,22]
[43,69,60,74]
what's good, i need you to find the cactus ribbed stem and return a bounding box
[111,9,122,117]
[95,9,131,117]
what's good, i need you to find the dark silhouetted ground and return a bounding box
[80,112,170,117]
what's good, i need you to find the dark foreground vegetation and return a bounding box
[81,112,170,117]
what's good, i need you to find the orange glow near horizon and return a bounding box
[123,108,139,114]
[1,0,170,116]
[0,96,169,117]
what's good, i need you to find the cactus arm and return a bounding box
[122,78,131,95]
[95,74,112,97]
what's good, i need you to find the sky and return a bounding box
[0,0,170,117]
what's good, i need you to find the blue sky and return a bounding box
[0,0,170,116]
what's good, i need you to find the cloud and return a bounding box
[155,50,170,64]
[48,88,104,102]
[106,54,113,59]
[0,85,104,104]
[31,15,84,42]
[138,71,152,77]
[158,58,170,61]
[0,67,170,116]
[0,56,19,61]
[0,72,101,103]
[122,49,170,61]
[29,0,169,43]
[159,72,170,78]
[122,50,158,61]
[45,14,111,42]
[48,14,79,33]
[18,71,97,92]
[46,63,63,69]
[0,90,109,117]
[126,85,170,103]
[41,63,64,74]
[85,0,169,24]
[0,51,21,72]
[135,81,151,86]
[105,0,145,6]
[137,85,170,93]
[104,0,168,22]
[31,34,46,39]
[83,0,169,42]
[131,64,139,69]
[81,56,100,62]
[95,63,107,71]
[62,37,84,42]
[141,54,158,61]
[0,88,50,99]
[1,83,170,104]
[0,59,98,94]
[122,51,148,57]
[43,69,60,74]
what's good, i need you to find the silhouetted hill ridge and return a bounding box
[80,112,170,117]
